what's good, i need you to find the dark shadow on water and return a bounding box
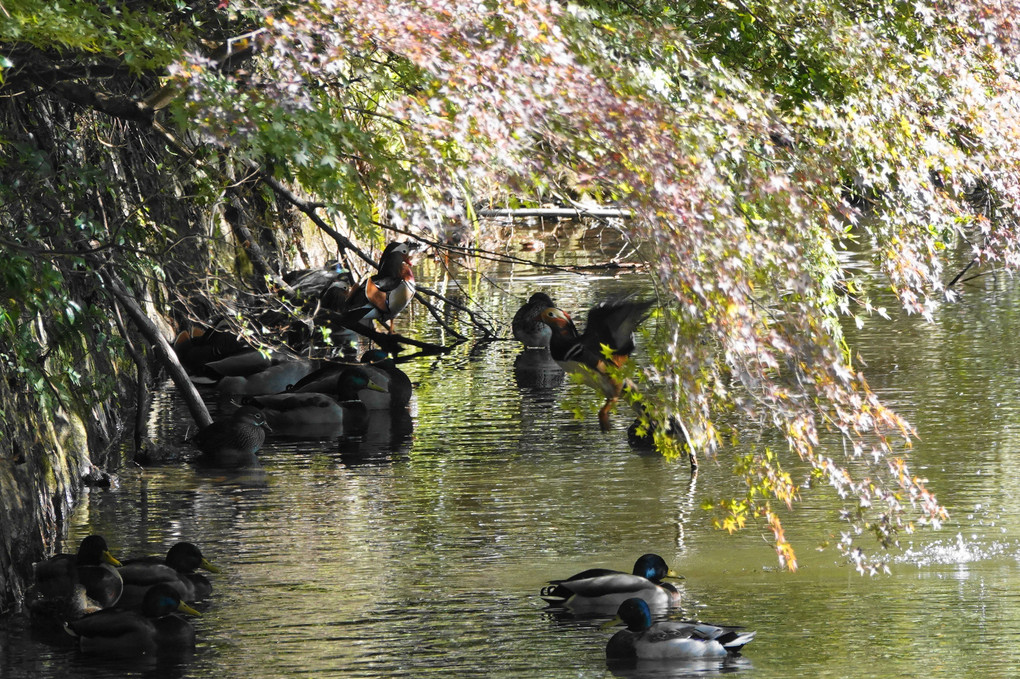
[337,409,414,465]
[66,648,195,679]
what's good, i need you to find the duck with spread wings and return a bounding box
[538,297,654,431]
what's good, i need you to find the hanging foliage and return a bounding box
[5,0,1020,570]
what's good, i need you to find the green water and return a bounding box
[3,235,1020,678]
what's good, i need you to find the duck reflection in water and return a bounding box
[513,349,566,391]
[607,655,752,679]
[337,408,414,465]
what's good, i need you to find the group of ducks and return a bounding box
[60,245,748,664]
[178,244,658,468]
[542,553,755,662]
[174,242,421,467]
[25,538,754,663]
[183,345,413,467]
[516,298,755,662]
[24,535,218,658]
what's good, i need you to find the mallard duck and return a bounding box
[605,598,755,660]
[202,349,275,379]
[358,349,412,410]
[34,535,124,610]
[249,367,384,434]
[541,553,681,614]
[539,298,654,431]
[216,359,316,395]
[512,292,556,349]
[118,542,219,608]
[344,241,417,330]
[65,583,202,657]
[24,555,101,629]
[191,405,269,467]
[284,261,353,300]
[290,363,390,409]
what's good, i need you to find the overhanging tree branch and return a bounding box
[98,268,212,429]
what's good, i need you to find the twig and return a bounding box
[475,207,633,219]
[319,310,459,355]
[946,257,977,290]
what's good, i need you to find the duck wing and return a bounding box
[578,298,654,365]
[553,572,661,597]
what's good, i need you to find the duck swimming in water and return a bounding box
[248,367,385,435]
[33,535,123,610]
[512,292,556,349]
[191,405,270,468]
[605,597,755,660]
[541,553,682,614]
[65,583,202,657]
[358,349,413,410]
[117,542,220,608]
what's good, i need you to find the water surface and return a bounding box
[3,232,1020,678]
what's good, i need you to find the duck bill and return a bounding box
[663,570,684,581]
[177,601,202,617]
[102,551,122,567]
[366,380,387,393]
[600,614,624,630]
[200,558,221,574]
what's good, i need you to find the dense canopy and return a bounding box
[4,0,1020,570]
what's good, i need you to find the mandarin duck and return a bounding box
[539,297,654,431]
[191,405,269,467]
[344,241,417,331]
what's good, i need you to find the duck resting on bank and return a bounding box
[343,241,418,331]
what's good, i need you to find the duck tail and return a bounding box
[721,630,756,655]
[539,583,569,605]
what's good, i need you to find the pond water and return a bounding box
[3,228,1020,678]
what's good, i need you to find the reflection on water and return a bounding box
[6,247,1020,678]
[607,656,753,679]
